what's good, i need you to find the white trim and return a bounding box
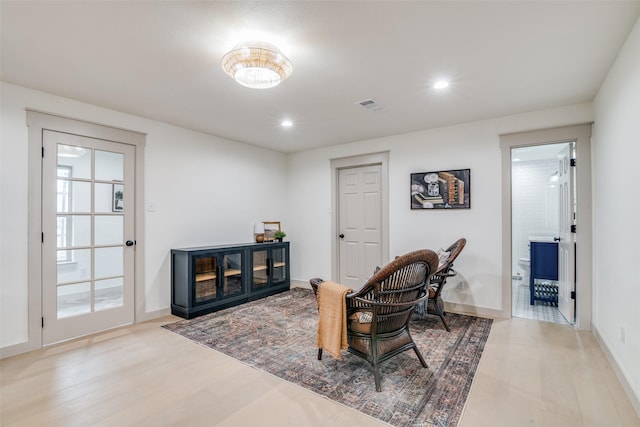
[135,307,171,323]
[500,123,593,330]
[592,326,640,418]
[21,110,146,356]
[330,152,390,282]
[444,302,502,320]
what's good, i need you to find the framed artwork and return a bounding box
[262,221,281,241]
[411,169,470,209]
[112,184,124,212]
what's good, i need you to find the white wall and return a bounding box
[592,18,640,405]
[0,82,288,348]
[511,157,561,274]
[287,103,593,314]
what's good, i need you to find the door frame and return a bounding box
[500,124,592,330]
[330,152,389,282]
[23,110,146,353]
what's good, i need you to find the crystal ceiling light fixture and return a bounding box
[221,41,293,89]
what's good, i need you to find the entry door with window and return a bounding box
[338,165,383,289]
[42,130,135,345]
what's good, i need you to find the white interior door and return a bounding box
[42,130,135,345]
[557,143,575,324]
[338,165,382,289]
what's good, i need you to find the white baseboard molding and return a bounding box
[290,279,311,289]
[136,307,171,323]
[2,308,172,360]
[592,326,640,419]
[0,340,41,360]
[443,301,504,319]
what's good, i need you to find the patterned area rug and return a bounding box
[163,288,492,427]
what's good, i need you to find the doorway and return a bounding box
[331,152,389,285]
[24,111,146,352]
[499,124,592,331]
[510,143,573,325]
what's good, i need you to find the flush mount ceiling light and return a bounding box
[221,41,293,89]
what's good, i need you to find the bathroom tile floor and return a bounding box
[512,280,570,325]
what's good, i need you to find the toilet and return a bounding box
[518,258,530,286]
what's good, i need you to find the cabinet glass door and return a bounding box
[222,252,243,297]
[271,247,287,286]
[252,250,268,291]
[194,256,218,303]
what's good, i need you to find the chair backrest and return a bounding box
[430,238,466,298]
[347,249,439,334]
[444,238,466,266]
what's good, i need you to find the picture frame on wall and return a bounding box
[112,184,124,212]
[410,169,470,209]
[262,221,281,241]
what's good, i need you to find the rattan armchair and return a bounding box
[311,249,439,392]
[424,238,466,332]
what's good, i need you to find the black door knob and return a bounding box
[339,234,345,239]
[126,240,135,246]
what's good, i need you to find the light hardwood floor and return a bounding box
[1,315,638,427]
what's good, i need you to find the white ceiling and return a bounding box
[2,1,639,153]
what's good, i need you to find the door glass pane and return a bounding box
[195,256,217,303]
[57,282,91,319]
[58,180,91,213]
[253,250,268,290]
[95,278,124,311]
[95,247,123,278]
[57,249,91,283]
[57,215,91,248]
[223,253,242,297]
[95,216,123,246]
[95,183,124,213]
[95,150,124,182]
[57,145,91,179]
[272,248,287,283]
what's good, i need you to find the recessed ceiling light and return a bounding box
[433,80,449,89]
[281,120,293,127]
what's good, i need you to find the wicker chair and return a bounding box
[311,249,439,392]
[423,238,466,332]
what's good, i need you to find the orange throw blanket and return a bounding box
[316,281,352,359]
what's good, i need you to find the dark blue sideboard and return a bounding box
[529,241,558,305]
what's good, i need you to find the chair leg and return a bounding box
[431,298,451,332]
[317,348,323,360]
[413,346,428,368]
[437,310,451,332]
[374,366,382,392]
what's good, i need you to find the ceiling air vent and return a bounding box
[357,98,383,111]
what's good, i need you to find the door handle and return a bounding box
[126,240,135,246]
[339,234,345,239]
[553,237,561,242]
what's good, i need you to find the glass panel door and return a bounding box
[271,247,287,286]
[252,250,268,291]
[42,130,135,345]
[222,252,243,297]
[194,256,218,304]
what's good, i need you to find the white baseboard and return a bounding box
[0,340,41,360]
[592,326,640,419]
[444,301,503,319]
[290,279,311,289]
[136,307,171,323]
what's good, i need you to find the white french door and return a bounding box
[338,165,383,289]
[557,143,576,324]
[42,130,135,345]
